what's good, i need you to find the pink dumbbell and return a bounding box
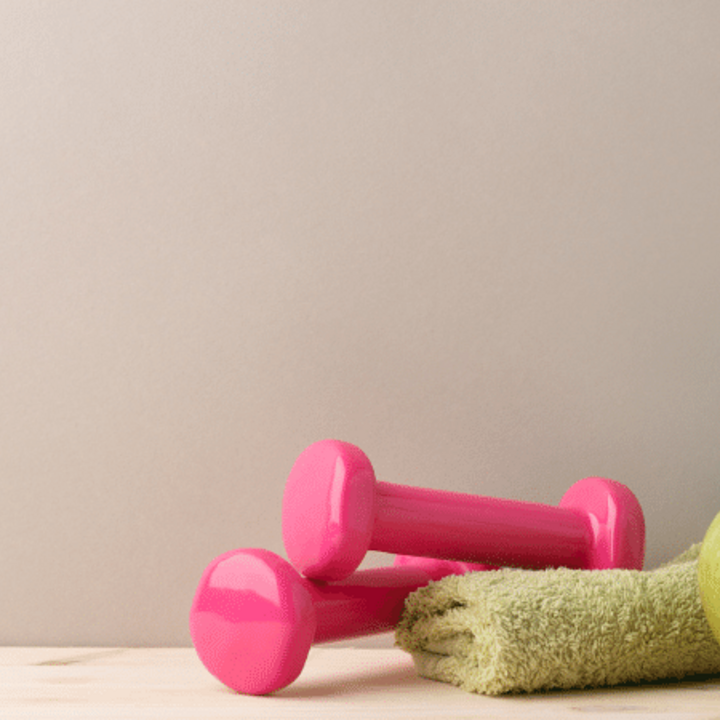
[189,548,479,695]
[282,439,645,581]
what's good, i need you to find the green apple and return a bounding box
[699,510,720,645]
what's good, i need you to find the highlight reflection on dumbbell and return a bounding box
[282,439,645,581]
[189,548,481,695]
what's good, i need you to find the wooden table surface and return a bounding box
[3,645,720,719]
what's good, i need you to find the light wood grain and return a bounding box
[2,647,720,719]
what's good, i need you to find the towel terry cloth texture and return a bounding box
[395,544,720,695]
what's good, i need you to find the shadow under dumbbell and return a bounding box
[273,652,420,699]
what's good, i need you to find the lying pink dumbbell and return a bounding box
[283,439,645,581]
[189,548,479,695]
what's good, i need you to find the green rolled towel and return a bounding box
[395,544,720,694]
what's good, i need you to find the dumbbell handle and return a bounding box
[373,481,588,569]
[310,563,438,642]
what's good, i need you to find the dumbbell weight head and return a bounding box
[282,439,377,580]
[190,548,316,695]
[558,475,645,571]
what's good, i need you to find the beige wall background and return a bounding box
[2,0,719,647]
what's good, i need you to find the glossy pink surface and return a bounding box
[283,440,646,581]
[189,548,466,695]
[393,554,498,578]
[189,549,316,696]
[373,480,591,569]
[559,476,646,570]
[282,440,376,580]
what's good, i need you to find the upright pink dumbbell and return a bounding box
[283,439,645,581]
[189,548,477,695]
